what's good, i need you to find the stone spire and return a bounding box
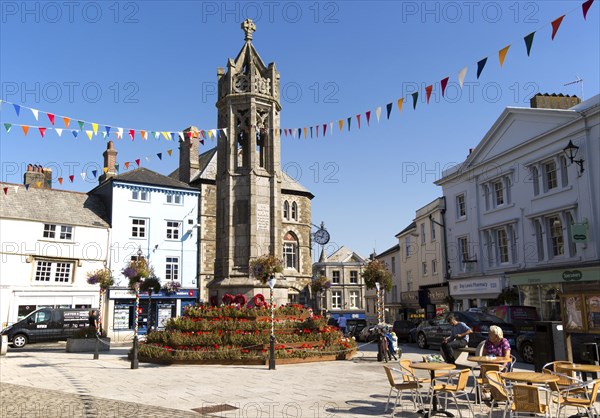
[319,247,327,263]
[242,18,256,42]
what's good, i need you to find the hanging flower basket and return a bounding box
[310,276,332,293]
[361,259,393,291]
[250,255,283,284]
[162,280,182,295]
[122,259,153,289]
[86,268,114,290]
[140,277,161,294]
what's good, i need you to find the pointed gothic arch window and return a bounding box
[291,202,298,221]
[283,201,289,220]
[283,231,299,270]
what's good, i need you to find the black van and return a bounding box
[1,308,90,348]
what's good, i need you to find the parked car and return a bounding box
[346,319,367,340]
[1,308,90,348]
[392,320,417,342]
[487,306,540,363]
[415,311,517,350]
[357,325,377,342]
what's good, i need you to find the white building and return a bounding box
[373,244,400,324]
[436,94,600,317]
[89,143,200,339]
[312,246,367,323]
[0,168,110,328]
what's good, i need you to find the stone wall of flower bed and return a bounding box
[138,304,356,364]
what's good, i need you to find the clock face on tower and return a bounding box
[314,228,330,245]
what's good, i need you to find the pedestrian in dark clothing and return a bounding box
[440,314,472,364]
[89,309,98,330]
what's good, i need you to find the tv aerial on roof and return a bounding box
[564,76,584,100]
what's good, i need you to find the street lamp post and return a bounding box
[131,247,142,370]
[268,275,277,370]
[375,282,382,324]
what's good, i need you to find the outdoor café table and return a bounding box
[468,356,510,365]
[557,363,600,381]
[410,362,456,417]
[500,372,560,386]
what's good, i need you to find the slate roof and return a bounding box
[395,221,416,237]
[326,246,367,263]
[0,182,109,227]
[108,168,197,191]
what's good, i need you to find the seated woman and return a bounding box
[482,325,511,369]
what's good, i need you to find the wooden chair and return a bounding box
[400,359,432,384]
[485,371,513,418]
[511,384,552,417]
[428,368,474,418]
[383,365,425,416]
[475,363,504,411]
[551,378,600,418]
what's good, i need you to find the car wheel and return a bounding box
[417,332,428,349]
[12,334,28,348]
[520,342,534,364]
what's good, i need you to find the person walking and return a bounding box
[337,315,347,335]
[440,313,472,364]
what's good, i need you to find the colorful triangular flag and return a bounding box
[477,58,488,79]
[386,103,392,119]
[63,117,71,128]
[13,104,21,116]
[498,45,510,67]
[524,32,535,56]
[397,98,404,113]
[55,128,63,137]
[411,92,418,109]
[551,15,565,40]
[583,0,594,20]
[47,113,55,125]
[3,123,11,133]
[22,125,29,136]
[441,77,449,97]
[425,86,433,104]
[38,127,46,138]
[458,67,468,88]
[30,108,39,120]
[92,123,98,135]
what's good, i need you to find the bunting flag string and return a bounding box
[0,0,594,148]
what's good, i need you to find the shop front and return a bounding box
[106,288,198,341]
[448,276,505,310]
[2,288,97,328]
[400,291,425,323]
[420,283,450,319]
[507,265,600,321]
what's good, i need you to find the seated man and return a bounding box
[440,314,472,364]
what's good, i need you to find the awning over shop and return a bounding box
[507,266,600,286]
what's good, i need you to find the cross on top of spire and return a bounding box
[242,19,256,42]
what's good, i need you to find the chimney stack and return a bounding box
[24,164,52,188]
[99,141,118,184]
[179,126,200,184]
[530,93,581,109]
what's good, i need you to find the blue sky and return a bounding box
[1,1,598,260]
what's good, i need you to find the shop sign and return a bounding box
[449,277,502,296]
[562,270,582,281]
[429,288,448,303]
[571,223,587,243]
[509,267,599,285]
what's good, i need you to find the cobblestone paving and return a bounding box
[0,382,201,417]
